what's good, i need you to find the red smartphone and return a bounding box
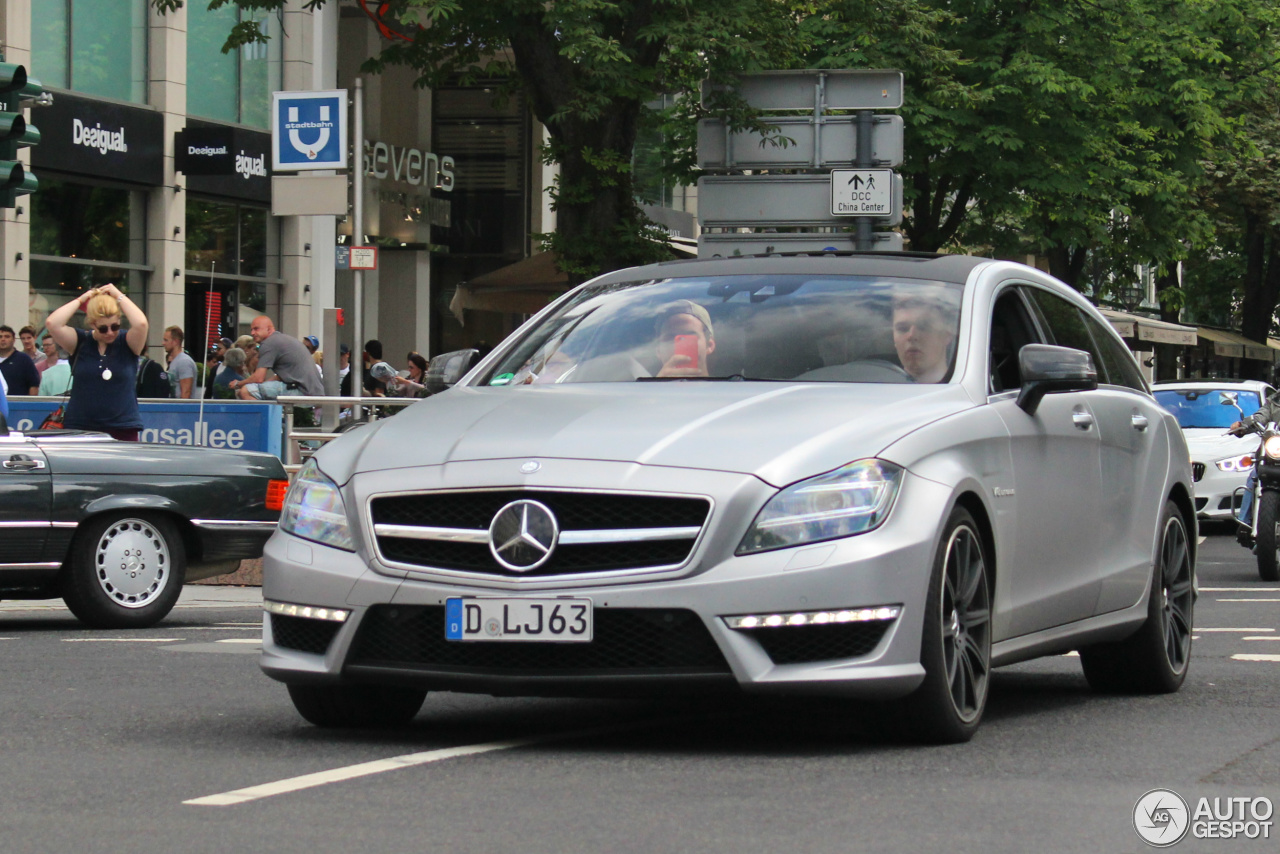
[673,333,699,370]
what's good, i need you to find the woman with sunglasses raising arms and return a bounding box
[45,283,149,441]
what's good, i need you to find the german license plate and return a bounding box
[445,597,593,642]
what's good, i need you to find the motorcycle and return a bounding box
[1223,391,1280,581]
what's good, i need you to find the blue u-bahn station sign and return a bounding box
[6,400,283,458]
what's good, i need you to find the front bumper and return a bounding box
[1191,462,1245,520]
[260,463,954,701]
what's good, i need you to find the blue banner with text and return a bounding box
[5,400,283,458]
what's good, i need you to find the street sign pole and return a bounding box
[856,111,874,250]
[351,79,364,415]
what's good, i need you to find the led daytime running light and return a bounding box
[265,599,350,623]
[725,605,901,630]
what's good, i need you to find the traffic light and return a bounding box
[0,62,40,208]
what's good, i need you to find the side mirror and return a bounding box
[1016,344,1098,415]
[424,349,480,395]
[1219,391,1244,417]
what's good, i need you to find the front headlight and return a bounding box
[737,459,903,555]
[1265,436,1280,460]
[1217,453,1254,472]
[279,459,355,551]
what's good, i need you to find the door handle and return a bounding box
[2,457,45,471]
[1072,411,1094,430]
[1132,414,1149,431]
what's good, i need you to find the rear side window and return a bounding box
[1024,288,1107,378]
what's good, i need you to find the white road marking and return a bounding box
[215,638,261,644]
[1200,587,1280,592]
[61,638,183,643]
[1197,536,1207,545]
[186,719,677,807]
[1231,654,1280,662]
[1062,651,1080,657]
[1196,628,1275,632]
[1244,636,1280,641]
[1216,599,1280,602]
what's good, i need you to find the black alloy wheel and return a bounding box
[1081,500,1193,694]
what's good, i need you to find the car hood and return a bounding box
[1181,428,1254,460]
[328,382,976,488]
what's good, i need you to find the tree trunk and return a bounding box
[1046,246,1088,289]
[1238,215,1280,381]
[1153,268,1182,381]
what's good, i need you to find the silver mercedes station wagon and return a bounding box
[262,254,1196,743]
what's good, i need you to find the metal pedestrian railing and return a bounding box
[278,395,417,474]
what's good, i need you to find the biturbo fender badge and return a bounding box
[993,487,1015,498]
[489,500,559,571]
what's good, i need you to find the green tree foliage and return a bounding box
[805,0,1241,291]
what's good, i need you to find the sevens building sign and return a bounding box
[271,90,348,172]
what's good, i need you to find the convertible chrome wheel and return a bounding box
[1081,500,1193,694]
[61,512,187,629]
[94,518,173,608]
[941,524,992,724]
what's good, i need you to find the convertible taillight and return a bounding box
[266,479,290,511]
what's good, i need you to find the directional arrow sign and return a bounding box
[700,173,902,227]
[831,169,894,217]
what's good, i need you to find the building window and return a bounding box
[32,0,148,104]
[28,176,149,325]
[187,8,282,128]
[185,198,279,342]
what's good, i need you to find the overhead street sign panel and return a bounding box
[830,169,895,217]
[700,173,902,227]
[699,231,903,258]
[703,70,904,111]
[698,115,903,170]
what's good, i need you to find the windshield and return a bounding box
[481,275,965,386]
[1154,389,1262,429]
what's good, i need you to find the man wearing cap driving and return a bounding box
[654,300,716,378]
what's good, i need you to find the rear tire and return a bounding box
[1080,500,1193,693]
[885,506,992,744]
[1256,491,1280,582]
[287,683,427,728]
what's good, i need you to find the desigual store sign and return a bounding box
[179,120,273,204]
[31,92,164,185]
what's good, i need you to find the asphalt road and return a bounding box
[2,529,1278,854]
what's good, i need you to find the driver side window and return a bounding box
[989,289,1038,394]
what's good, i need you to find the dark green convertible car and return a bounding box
[0,419,286,628]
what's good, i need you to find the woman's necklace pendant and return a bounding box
[102,368,112,381]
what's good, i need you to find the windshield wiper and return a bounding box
[636,374,788,382]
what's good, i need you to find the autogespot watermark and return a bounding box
[1134,788,1274,846]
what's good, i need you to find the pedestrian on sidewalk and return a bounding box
[45,284,150,441]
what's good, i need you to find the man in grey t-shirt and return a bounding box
[232,315,324,400]
[164,326,198,398]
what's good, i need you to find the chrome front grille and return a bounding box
[369,490,711,577]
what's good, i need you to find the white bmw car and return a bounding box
[1152,380,1275,521]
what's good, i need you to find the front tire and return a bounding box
[1080,500,1193,693]
[287,684,427,728]
[888,507,992,744]
[1256,490,1280,582]
[60,513,187,629]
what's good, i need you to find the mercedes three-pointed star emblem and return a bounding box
[488,499,559,572]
